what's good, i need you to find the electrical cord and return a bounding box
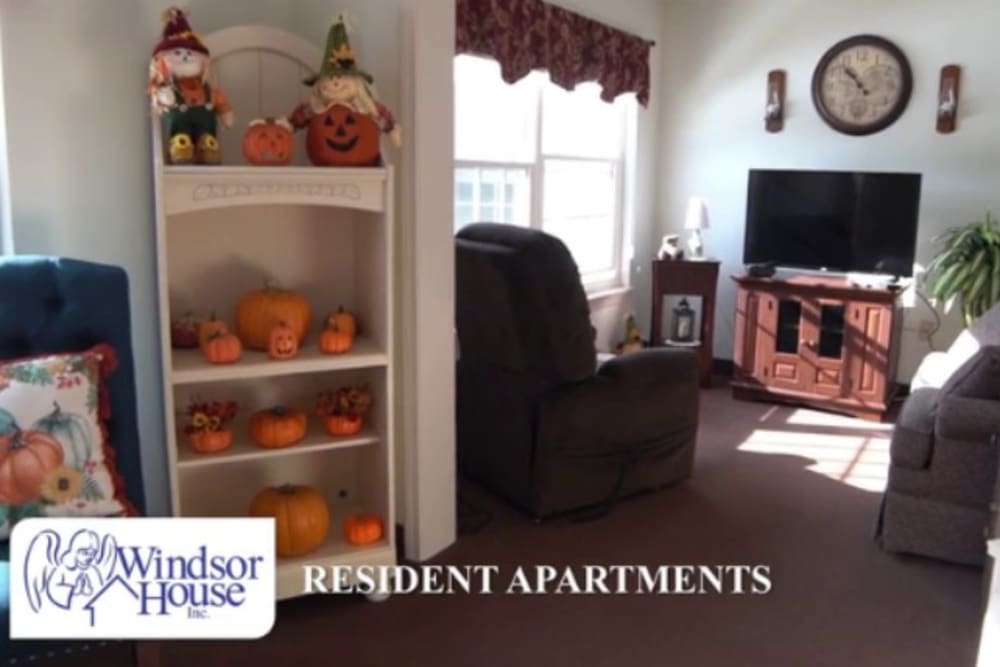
[914,286,942,351]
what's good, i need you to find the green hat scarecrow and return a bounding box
[304,14,374,86]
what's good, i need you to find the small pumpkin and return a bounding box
[306,104,382,167]
[201,331,243,365]
[318,327,354,355]
[198,313,229,349]
[235,284,313,351]
[323,414,363,437]
[187,429,233,454]
[249,406,307,449]
[242,117,294,166]
[249,483,330,557]
[343,513,384,546]
[0,429,64,504]
[326,306,358,338]
[33,402,93,469]
[268,321,300,360]
[171,311,200,349]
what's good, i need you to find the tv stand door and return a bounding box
[846,301,894,404]
[757,290,810,393]
[800,299,848,398]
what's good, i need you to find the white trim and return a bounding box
[587,285,632,304]
[204,25,319,72]
[456,159,532,169]
[401,0,457,561]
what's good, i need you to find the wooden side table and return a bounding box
[650,258,720,387]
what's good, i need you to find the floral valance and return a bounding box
[456,0,654,106]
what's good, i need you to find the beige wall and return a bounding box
[653,0,1000,380]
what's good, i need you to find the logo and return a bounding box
[10,518,275,639]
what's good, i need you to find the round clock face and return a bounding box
[812,35,912,135]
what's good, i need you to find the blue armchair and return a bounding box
[0,256,146,663]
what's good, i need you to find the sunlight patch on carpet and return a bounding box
[738,408,891,492]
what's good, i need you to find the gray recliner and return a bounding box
[878,303,1000,565]
[455,223,700,518]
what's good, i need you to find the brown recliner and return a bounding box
[455,223,700,518]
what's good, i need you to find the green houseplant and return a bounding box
[925,212,1000,325]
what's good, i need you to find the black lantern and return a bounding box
[671,298,696,343]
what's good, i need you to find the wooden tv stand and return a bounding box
[731,274,901,422]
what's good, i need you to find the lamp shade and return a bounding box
[684,197,710,231]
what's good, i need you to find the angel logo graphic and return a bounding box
[24,528,119,619]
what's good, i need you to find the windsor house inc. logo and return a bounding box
[10,518,276,639]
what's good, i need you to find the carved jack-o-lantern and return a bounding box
[242,117,295,166]
[306,104,381,167]
[268,321,299,360]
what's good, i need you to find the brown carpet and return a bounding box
[61,387,985,667]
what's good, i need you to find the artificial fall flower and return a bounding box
[41,465,84,504]
[47,358,69,375]
[191,412,210,428]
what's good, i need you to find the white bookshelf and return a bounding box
[152,26,396,601]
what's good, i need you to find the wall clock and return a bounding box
[811,35,912,136]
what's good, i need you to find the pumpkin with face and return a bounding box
[268,321,299,360]
[305,104,381,167]
[243,117,294,166]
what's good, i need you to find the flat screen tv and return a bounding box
[744,169,921,277]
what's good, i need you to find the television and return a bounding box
[744,169,921,277]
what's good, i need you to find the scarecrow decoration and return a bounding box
[148,7,234,165]
[288,13,402,167]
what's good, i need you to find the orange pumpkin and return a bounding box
[249,406,307,449]
[343,513,384,546]
[201,331,243,364]
[306,104,382,167]
[0,430,64,504]
[323,413,363,436]
[326,306,358,338]
[318,327,354,355]
[235,284,312,351]
[242,117,294,166]
[249,484,330,557]
[187,429,233,454]
[268,321,300,360]
[198,313,228,349]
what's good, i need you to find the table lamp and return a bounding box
[684,197,710,259]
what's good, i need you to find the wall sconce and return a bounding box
[936,64,961,134]
[765,69,786,133]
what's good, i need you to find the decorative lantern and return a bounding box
[671,298,697,343]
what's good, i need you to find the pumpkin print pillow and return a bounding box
[0,345,134,539]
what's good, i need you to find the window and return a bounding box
[454,55,635,289]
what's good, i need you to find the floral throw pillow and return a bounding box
[0,345,132,539]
